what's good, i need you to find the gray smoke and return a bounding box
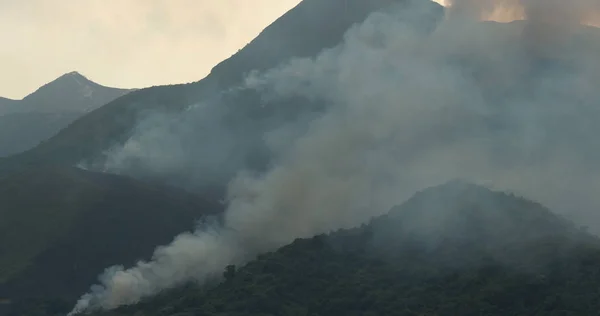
[71,0,600,314]
[446,0,600,20]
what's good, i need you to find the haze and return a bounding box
[0,0,301,99]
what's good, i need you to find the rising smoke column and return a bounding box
[70,0,600,314]
[69,3,448,313]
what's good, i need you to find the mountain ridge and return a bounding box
[0,0,444,176]
[0,71,133,157]
[0,97,16,103]
[0,71,132,114]
[80,182,600,316]
[207,0,442,87]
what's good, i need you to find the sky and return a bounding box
[0,0,302,99]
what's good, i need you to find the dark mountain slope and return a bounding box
[0,0,444,176]
[0,166,222,310]
[209,0,442,87]
[0,112,81,157]
[85,182,600,316]
[0,3,442,314]
[0,97,16,109]
[0,72,131,157]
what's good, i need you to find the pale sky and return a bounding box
[0,0,302,99]
[9,1,596,100]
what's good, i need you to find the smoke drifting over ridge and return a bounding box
[71,0,600,314]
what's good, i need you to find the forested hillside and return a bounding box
[0,166,222,315]
[67,182,600,316]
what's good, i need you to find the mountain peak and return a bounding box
[42,72,98,95]
[13,72,131,114]
[60,71,88,81]
[40,71,97,91]
[63,71,82,77]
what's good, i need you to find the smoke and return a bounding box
[99,98,250,189]
[446,0,600,21]
[68,219,243,313]
[71,0,600,314]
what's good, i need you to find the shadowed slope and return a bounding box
[0,166,222,305]
[85,182,600,316]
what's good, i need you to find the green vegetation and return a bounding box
[0,166,221,306]
[49,182,600,316]
[3,1,597,315]
[0,167,102,281]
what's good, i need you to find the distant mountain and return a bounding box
[0,166,222,316]
[78,182,600,316]
[0,72,132,157]
[0,0,444,175]
[0,97,16,108]
[0,72,131,115]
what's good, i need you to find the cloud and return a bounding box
[71,0,600,314]
[0,0,300,98]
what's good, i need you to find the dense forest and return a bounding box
[13,182,600,316]
[4,0,600,315]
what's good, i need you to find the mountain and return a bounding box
[71,182,600,316]
[4,0,600,315]
[0,72,131,115]
[0,97,17,108]
[0,112,82,157]
[0,0,444,176]
[0,72,132,157]
[207,0,441,87]
[0,2,444,314]
[0,166,222,316]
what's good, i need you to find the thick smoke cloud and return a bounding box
[71,0,600,314]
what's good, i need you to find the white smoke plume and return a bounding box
[71,0,600,314]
